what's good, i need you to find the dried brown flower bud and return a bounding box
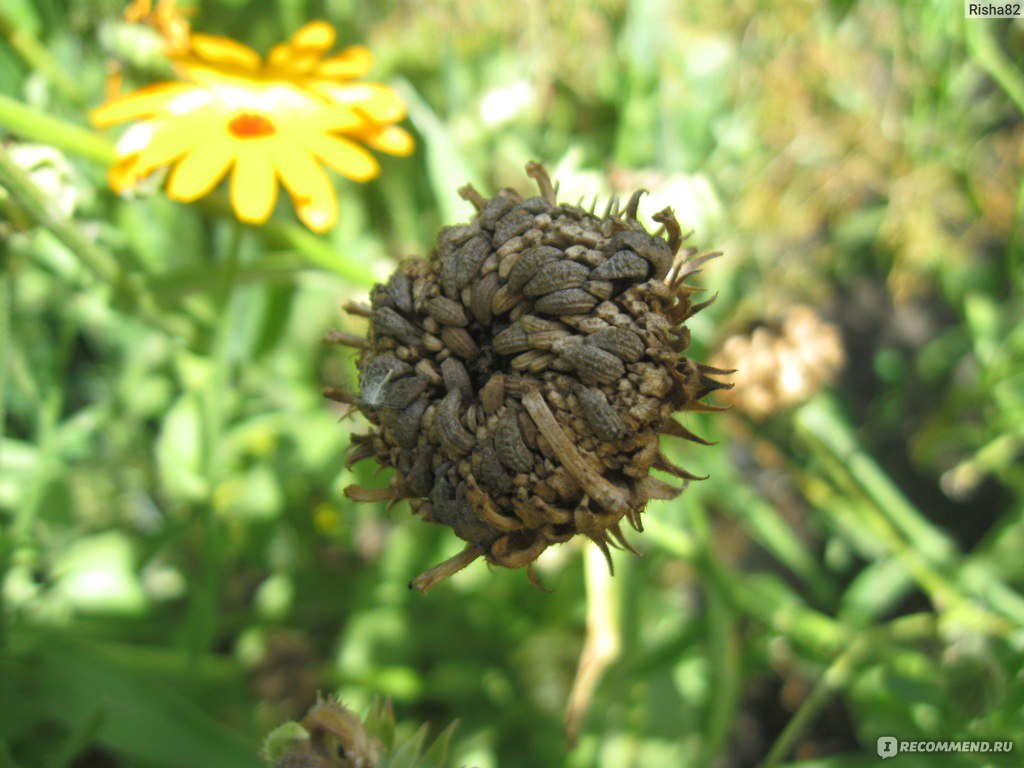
[327,163,728,591]
[711,306,845,419]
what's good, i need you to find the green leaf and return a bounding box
[0,632,261,768]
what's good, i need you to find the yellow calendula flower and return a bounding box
[92,21,413,232]
[124,0,192,54]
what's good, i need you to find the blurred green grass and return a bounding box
[2,1,1024,767]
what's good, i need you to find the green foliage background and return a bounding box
[2,1,1024,766]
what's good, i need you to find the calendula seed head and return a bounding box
[328,162,728,590]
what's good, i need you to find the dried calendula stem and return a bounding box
[409,544,484,594]
[329,162,727,589]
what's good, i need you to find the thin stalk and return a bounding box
[0,144,188,338]
[795,397,1015,635]
[0,94,115,165]
[186,222,243,671]
[0,13,84,105]
[0,144,120,282]
[965,18,1024,118]
[0,268,8,647]
[794,396,956,564]
[760,614,936,768]
[565,545,622,746]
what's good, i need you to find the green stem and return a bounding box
[0,144,190,338]
[965,18,1024,118]
[0,12,84,105]
[0,94,115,165]
[760,645,863,768]
[794,396,956,564]
[0,267,8,647]
[186,223,244,671]
[760,614,936,768]
[0,143,119,282]
[796,397,1016,634]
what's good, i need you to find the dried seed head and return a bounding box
[330,162,727,590]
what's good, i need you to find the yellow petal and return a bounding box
[133,116,208,176]
[291,21,335,51]
[90,82,196,127]
[188,33,261,69]
[273,145,338,232]
[230,144,278,224]
[358,125,414,157]
[109,154,142,193]
[267,43,295,70]
[309,134,379,182]
[317,47,374,79]
[318,83,406,122]
[276,50,322,75]
[166,141,234,201]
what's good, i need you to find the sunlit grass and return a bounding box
[1,1,1023,767]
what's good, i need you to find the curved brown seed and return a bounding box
[523,260,590,297]
[453,234,491,289]
[494,409,534,473]
[586,327,645,362]
[440,326,479,359]
[480,373,505,414]
[492,322,531,355]
[491,284,522,316]
[430,473,495,546]
[385,272,413,313]
[478,194,517,230]
[478,440,514,495]
[440,233,489,297]
[371,307,422,345]
[391,396,428,449]
[382,374,429,410]
[575,386,627,441]
[592,249,649,281]
[441,357,473,400]
[521,315,572,349]
[559,343,625,385]
[470,270,499,326]
[435,390,476,455]
[426,296,468,326]
[587,281,614,300]
[521,390,631,517]
[406,446,434,496]
[611,230,673,280]
[534,288,599,316]
[511,349,554,373]
[493,207,535,244]
[506,246,562,292]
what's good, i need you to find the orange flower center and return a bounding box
[228,112,276,139]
